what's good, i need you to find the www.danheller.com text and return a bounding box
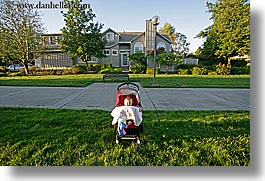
[15,1,90,9]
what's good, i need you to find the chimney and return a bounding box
[145,19,156,53]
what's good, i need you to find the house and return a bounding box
[35,19,172,71]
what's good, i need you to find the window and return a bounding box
[104,49,110,55]
[121,53,128,66]
[50,36,61,45]
[88,56,98,63]
[157,42,166,51]
[112,50,118,56]
[134,42,143,53]
[50,37,56,45]
[106,33,114,41]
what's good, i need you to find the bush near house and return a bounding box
[174,62,250,76]
[4,64,114,76]
[146,67,159,75]
[230,66,250,75]
[192,67,208,75]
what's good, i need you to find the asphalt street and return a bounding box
[0,82,250,111]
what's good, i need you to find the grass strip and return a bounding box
[0,107,250,166]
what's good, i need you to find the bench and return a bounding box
[103,73,129,81]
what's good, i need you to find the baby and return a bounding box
[111,96,143,131]
[123,96,133,106]
[115,97,134,135]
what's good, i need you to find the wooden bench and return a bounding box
[103,73,129,81]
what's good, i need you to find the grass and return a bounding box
[0,74,250,88]
[131,74,250,88]
[0,107,250,166]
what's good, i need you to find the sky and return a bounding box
[27,0,215,53]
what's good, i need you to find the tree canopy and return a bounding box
[196,0,250,61]
[60,0,106,72]
[0,0,45,74]
[159,23,190,56]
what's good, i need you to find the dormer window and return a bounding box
[106,33,114,42]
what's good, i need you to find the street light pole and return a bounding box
[151,15,160,86]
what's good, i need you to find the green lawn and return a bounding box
[0,74,250,88]
[0,108,250,166]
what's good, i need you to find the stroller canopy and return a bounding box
[115,88,140,107]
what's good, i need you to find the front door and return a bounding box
[121,53,128,67]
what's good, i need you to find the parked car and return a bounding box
[6,64,34,72]
[6,64,23,71]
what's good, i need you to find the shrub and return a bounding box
[8,72,25,76]
[230,60,248,67]
[62,68,72,75]
[146,67,159,74]
[214,64,231,75]
[178,69,190,75]
[208,71,218,75]
[130,64,146,74]
[70,65,86,74]
[192,67,208,75]
[129,53,147,74]
[230,66,250,75]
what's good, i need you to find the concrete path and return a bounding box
[0,82,250,111]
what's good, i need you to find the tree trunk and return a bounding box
[85,61,89,73]
[24,59,29,75]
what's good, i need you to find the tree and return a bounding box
[159,23,176,43]
[159,23,190,56]
[0,0,45,74]
[156,53,183,73]
[171,32,190,56]
[60,0,106,72]
[196,0,250,61]
[128,53,147,74]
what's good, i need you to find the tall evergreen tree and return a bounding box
[60,0,106,72]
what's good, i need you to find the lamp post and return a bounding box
[151,15,160,86]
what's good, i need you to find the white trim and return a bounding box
[119,50,130,53]
[134,42,144,53]
[121,53,129,67]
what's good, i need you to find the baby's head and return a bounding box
[124,97,133,106]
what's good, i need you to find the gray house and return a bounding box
[35,19,172,71]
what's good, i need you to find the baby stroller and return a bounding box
[111,82,144,145]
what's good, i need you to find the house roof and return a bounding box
[105,42,118,48]
[158,33,172,44]
[102,28,119,35]
[118,32,143,42]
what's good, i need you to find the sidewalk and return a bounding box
[0,82,250,111]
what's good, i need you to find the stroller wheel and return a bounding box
[115,140,119,144]
[137,139,141,145]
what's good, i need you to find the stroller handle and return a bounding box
[117,82,139,91]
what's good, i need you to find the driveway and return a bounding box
[0,82,250,111]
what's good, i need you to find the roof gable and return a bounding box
[102,28,119,36]
[157,33,172,44]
